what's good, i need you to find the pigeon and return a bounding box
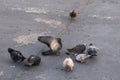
[63,56,74,72]
[87,43,99,58]
[25,55,41,66]
[41,50,54,55]
[69,10,77,20]
[38,36,62,55]
[75,54,91,63]
[8,48,26,63]
[67,43,87,54]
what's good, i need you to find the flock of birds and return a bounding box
[8,10,99,71]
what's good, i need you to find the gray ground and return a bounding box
[0,0,120,80]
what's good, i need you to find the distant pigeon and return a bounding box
[8,48,26,63]
[87,43,99,57]
[69,10,77,20]
[63,57,74,72]
[38,36,62,55]
[67,43,87,54]
[75,54,91,63]
[25,55,41,66]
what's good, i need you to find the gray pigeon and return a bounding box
[8,48,26,63]
[38,36,62,55]
[75,54,91,63]
[87,43,99,58]
[70,10,77,20]
[25,55,41,66]
[67,43,87,54]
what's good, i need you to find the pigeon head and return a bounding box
[56,38,62,43]
[89,43,93,46]
[22,56,26,60]
[8,48,14,53]
[38,36,43,41]
[27,55,41,66]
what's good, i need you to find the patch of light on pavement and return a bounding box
[34,18,61,28]
[11,7,49,14]
[13,32,51,46]
[88,15,119,20]
[35,74,48,80]
[0,71,4,76]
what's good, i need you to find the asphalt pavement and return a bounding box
[0,0,120,80]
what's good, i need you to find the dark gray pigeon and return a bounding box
[8,48,26,63]
[25,55,41,66]
[87,43,99,58]
[67,43,87,54]
[38,36,62,55]
[70,10,77,20]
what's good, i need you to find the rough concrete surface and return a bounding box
[0,0,120,80]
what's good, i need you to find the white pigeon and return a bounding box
[63,57,74,72]
[75,54,91,63]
